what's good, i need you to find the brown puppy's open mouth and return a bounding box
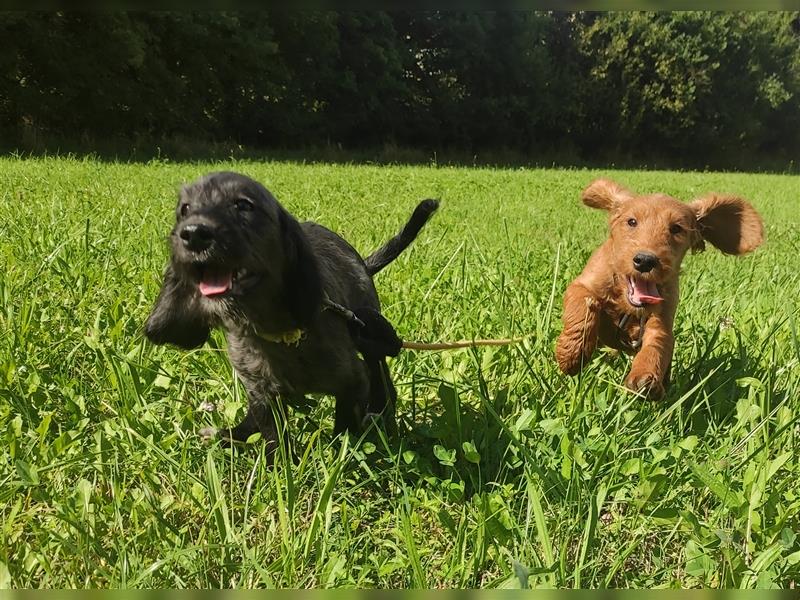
[627,274,663,307]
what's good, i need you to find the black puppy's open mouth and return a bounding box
[196,266,261,298]
[198,267,232,297]
[626,274,663,308]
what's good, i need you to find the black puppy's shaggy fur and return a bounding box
[145,171,438,456]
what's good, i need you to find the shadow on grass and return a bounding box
[672,347,787,431]
[3,134,798,174]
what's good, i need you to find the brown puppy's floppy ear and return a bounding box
[689,194,765,255]
[144,264,211,349]
[278,209,323,327]
[581,178,634,211]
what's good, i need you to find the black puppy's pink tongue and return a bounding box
[630,276,663,305]
[199,269,232,297]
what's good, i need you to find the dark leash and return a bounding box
[618,312,647,351]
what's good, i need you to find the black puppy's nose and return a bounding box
[633,252,659,273]
[179,223,214,252]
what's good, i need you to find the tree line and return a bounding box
[2,11,799,168]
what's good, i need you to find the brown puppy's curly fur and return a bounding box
[556,178,765,398]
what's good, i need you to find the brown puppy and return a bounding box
[556,178,764,398]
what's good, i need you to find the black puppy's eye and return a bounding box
[627,218,638,228]
[234,197,254,212]
[180,203,190,217]
[669,223,683,235]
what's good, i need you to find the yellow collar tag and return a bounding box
[256,328,305,346]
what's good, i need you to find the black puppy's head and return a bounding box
[145,172,322,348]
[172,172,287,300]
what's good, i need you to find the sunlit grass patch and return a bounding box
[0,157,798,587]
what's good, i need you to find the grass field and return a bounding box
[1,157,799,588]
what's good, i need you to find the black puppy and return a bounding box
[145,171,438,456]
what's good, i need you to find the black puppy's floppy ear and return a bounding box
[582,178,634,211]
[279,209,323,327]
[144,264,211,349]
[689,193,765,255]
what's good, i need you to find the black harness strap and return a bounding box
[322,296,366,328]
[618,312,647,351]
[322,294,402,359]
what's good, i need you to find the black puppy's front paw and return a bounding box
[197,424,252,447]
[361,410,390,429]
[199,426,219,443]
[361,404,398,437]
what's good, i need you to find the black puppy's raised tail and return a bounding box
[365,199,439,276]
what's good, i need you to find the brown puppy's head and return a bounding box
[582,178,765,308]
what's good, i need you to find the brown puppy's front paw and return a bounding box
[556,352,582,376]
[556,337,589,376]
[624,372,665,400]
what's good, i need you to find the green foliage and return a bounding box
[580,12,800,160]
[0,12,284,140]
[0,158,799,587]
[2,12,799,168]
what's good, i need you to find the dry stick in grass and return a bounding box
[349,305,530,353]
[401,335,530,351]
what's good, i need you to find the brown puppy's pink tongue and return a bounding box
[199,269,232,296]
[631,277,663,305]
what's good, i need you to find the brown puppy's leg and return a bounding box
[556,282,602,375]
[625,315,674,400]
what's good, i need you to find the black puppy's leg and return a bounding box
[222,399,294,463]
[223,372,288,460]
[363,359,397,432]
[334,374,368,435]
[226,401,277,443]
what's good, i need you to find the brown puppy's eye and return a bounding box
[235,197,254,212]
[627,218,637,228]
[669,223,683,235]
[180,203,190,217]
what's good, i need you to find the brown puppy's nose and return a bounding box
[633,252,659,273]
[180,223,214,252]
